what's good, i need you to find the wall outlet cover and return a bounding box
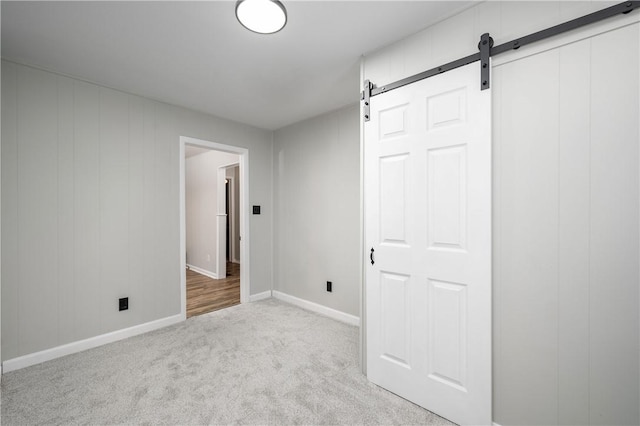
[119,297,129,311]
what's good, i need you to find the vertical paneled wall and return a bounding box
[1,61,273,361]
[493,25,639,425]
[273,105,360,317]
[363,2,639,425]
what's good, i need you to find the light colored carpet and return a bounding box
[1,299,454,425]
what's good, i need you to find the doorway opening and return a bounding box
[179,136,250,320]
[226,179,231,262]
[224,169,240,265]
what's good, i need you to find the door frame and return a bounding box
[179,136,250,320]
[216,162,239,279]
[225,172,240,264]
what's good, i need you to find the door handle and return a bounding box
[370,248,375,265]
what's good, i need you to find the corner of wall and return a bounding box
[270,129,275,295]
[358,54,366,374]
[0,36,3,369]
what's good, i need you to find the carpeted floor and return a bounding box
[1,299,454,425]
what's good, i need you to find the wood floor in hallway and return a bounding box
[186,262,240,318]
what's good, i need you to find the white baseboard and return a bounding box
[493,422,502,426]
[249,290,272,302]
[187,264,218,280]
[272,291,360,326]
[2,314,184,373]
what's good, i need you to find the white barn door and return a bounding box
[364,63,491,425]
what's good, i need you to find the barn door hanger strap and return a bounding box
[479,33,492,91]
[361,0,640,122]
[363,80,372,122]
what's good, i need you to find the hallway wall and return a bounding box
[1,61,273,362]
[273,105,360,317]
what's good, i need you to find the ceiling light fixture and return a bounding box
[236,0,287,34]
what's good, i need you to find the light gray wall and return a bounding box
[1,61,273,361]
[273,105,360,316]
[363,2,639,425]
[185,150,239,275]
[1,4,3,366]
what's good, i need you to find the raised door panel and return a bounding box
[379,103,409,140]
[428,279,468,391]
[427,88,467,131]
[380,154,410,246]
[380,272,411,368]
[427,145,467,252]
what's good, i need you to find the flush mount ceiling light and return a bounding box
[236,0,287,34]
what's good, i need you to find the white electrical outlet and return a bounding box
[207,254,211,262]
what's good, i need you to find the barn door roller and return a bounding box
[362,0,639,121]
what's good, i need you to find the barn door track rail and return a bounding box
[362,0,639,121]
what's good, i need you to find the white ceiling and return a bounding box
[1,1,475,130]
